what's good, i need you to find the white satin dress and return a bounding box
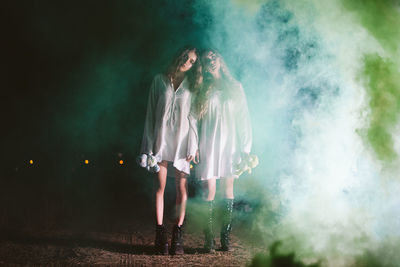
[194,83,252,180]
[141,74,198,175]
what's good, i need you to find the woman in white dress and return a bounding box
[140,46,202,255]
[194,49,252,252]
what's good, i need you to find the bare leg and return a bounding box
[171,169,187,255]
[175,169,188,226]
[220,177,234,199]
[155,161,168,225]
[202,177,217,201]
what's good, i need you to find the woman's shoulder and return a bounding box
[224,78,242,93]
[150,73,170,89]
[224,79,245,102]
[231,79,243,90]
[153,73,169,82]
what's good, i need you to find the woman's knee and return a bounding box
[179,182,188,194]
[180,191,188,202]
[175,172,188,191]
[155,164,168,192]
[156,185,166,196]
[223,189,234,199]
[155,179,167,194]
[204,179,216,200]
[207,190,215,200]
[222,178,234,199]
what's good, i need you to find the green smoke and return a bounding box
[250,241,321,267]
[342,0,400,162]
[342,0,400,54]
[362,55,400,162]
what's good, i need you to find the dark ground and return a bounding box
[0,220,262,266]
[0,163,266,266]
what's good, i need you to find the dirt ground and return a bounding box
[0,219,265,267]
[0,166,269,266]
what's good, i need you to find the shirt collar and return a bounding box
[174,76,188,92]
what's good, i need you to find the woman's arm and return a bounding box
[235,84,252,154]
[140,76,158,155]
[187,96,199,163]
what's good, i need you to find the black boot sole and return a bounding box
[155,244,169,255]
[170,246,184,255]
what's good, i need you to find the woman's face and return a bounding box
[179,50,197,73]
[203,51,220,76]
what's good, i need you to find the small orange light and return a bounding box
[29,160,34,165]
[190,164,193,169]
[84,160,89,164]
[119,160,124,165]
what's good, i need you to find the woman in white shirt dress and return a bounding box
[141,46,201,255]
[194,49,252,252]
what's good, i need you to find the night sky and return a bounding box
[2,0,210,159]
[1,0,214,230]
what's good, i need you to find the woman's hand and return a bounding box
[186,150,200,164]
[186,155,194,162]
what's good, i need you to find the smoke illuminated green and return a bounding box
[363,54,400,161]
[342,0,400,54]
[342,0,400,162]
[191,0,400,265]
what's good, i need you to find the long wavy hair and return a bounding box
[165,46,202,93]
[195,49,240,119]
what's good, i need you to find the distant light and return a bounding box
[29,160,34,165]
[84,160,89,164]
[119,160,124,165]
[190,164,193,169]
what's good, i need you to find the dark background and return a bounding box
[0,0,215,232]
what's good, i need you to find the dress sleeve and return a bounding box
[187,95,199,156]
[140,76,158,154]
[235,84,252,154]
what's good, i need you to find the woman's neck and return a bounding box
[172,72,185,90]
[175,72,185,80]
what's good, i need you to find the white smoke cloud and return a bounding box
[194,0,400,265]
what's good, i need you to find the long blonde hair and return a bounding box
[195,49,240,118]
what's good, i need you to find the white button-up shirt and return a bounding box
[141,74,197,175]
[194,83,252,180]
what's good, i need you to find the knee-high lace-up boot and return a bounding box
[203,200,216,253]
[220,199,234,251]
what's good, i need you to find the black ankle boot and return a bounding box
[203,200,216,253]
[155,224,168,255]
[220,199,234,251]
[170,225,184,255]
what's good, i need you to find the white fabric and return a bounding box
[141,74,197,175]
[194,83,252,180]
